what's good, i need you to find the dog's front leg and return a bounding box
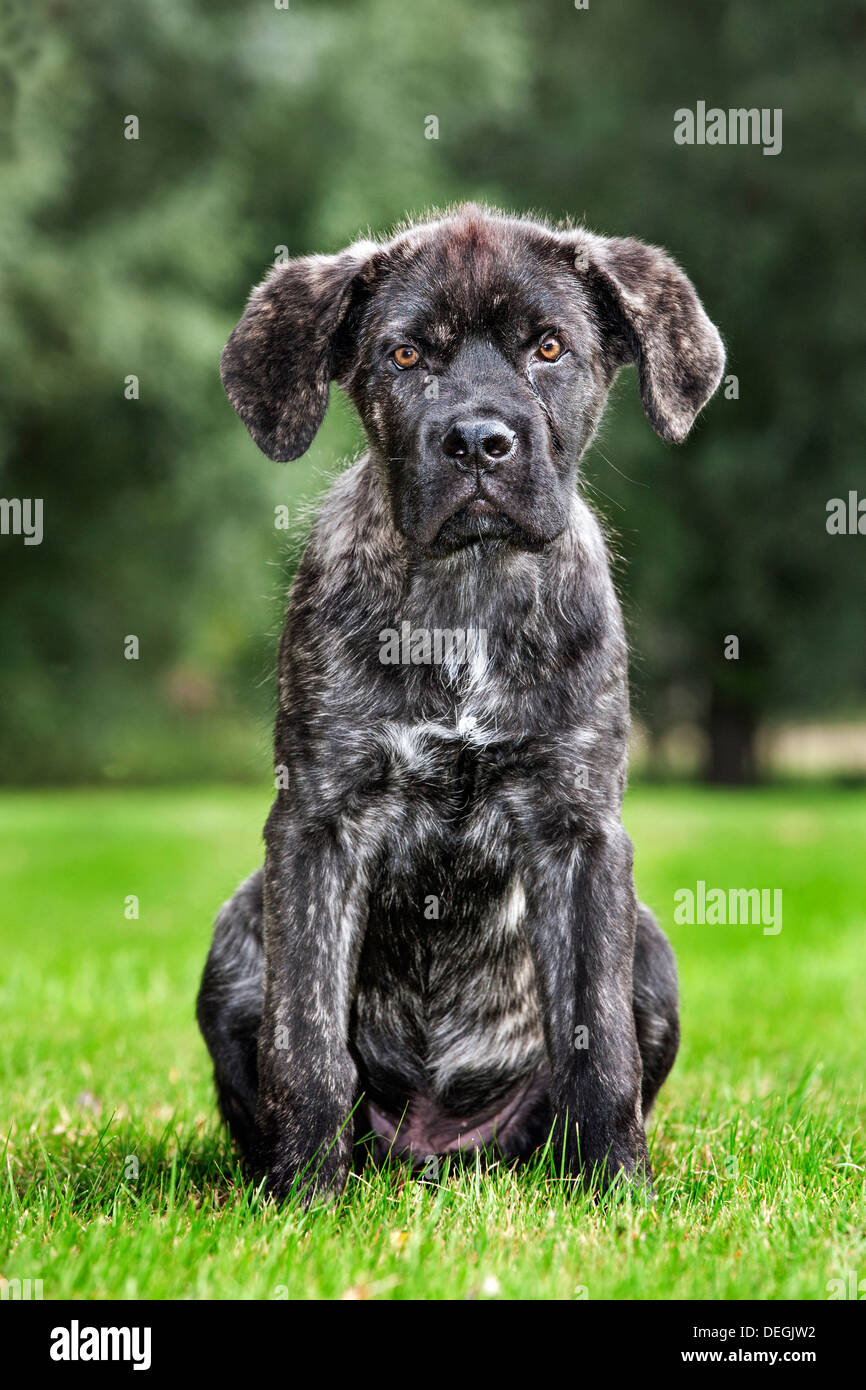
[523,825,650,1191]
[253,807,369,1204]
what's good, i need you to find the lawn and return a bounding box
[1,784,863,1300]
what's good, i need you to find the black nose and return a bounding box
[441,419,516,470]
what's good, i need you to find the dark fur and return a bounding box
[198,205,723,1201]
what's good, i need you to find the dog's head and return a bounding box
[221,206,724,557]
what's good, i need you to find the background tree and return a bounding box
[0,0,863,784]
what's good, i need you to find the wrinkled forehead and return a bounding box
[363,216,592,351]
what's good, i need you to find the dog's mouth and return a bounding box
[461,496,499,518]
[432,490,525,552]
[401,463,569,557]
[450,477,514,527]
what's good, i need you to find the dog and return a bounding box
[197,204,724,1202]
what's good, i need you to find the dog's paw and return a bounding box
[253,1116,353,1207]
[553,1117,653,1199]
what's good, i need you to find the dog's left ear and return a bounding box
[220,243,375,461]
[569,233,725,443]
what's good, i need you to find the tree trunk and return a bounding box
[704,692,760,785]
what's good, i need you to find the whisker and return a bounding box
[593,446,649,489]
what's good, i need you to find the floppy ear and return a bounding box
[220,243,375,461]
[571,233,725,443]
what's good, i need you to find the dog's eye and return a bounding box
[391,345,421,370]
[535,334,564,362]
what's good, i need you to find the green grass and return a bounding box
[1,785,864,1300]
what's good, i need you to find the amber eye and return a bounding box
[392,344,420,369]
[535,333,564,362]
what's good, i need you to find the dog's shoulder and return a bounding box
[307,456,403,590]
[285,456,403,629]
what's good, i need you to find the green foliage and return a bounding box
[0,0,863,780]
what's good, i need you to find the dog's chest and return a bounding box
[350,723,546,1119]
[353,866,545,1120]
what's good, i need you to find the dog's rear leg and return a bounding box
[633,903,680,1117]
[196,869,264,1158]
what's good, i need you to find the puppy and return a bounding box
[197,205,724,1201]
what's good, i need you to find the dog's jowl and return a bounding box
[197,205,724,1201]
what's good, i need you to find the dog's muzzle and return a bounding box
[441,417,517,472]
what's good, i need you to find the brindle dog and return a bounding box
[197,205,724,1201]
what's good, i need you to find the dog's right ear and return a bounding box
[565,231,725,444]
[220,244,376,461]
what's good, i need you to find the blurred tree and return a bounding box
[0,0,863,783]
[493,0,866,781]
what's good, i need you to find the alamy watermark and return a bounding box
[826,491,866,534]
[674,881,782,935]
[50,1321,152,1370]
[1,1277,43,1299]
[674,103,782,157]
[0,497,43,545]
[826,1269,866,1300]
[378,622,487,667]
